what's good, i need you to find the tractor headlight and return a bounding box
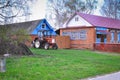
[52,39,55,43]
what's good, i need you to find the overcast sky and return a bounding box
[30,0,104,20]
[30,0,46,20]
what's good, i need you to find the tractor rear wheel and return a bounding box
[44,43,49,50]
[34,40,40,48]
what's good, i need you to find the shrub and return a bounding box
[0,26,33,55]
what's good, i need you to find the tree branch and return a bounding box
[0,0,11,9]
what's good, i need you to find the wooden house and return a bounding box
[0,19,57,46]
[5,19,56,36]
[60,12,120,52]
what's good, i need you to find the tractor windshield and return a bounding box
[38,31,43,37]
[38,30,51,38]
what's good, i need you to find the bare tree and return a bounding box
[64,0,97,14]
[46,0,98,29]
[46,0,66,28]
[0,0,35,24]
[100,0,120,19]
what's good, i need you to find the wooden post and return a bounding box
[0,57,6,72]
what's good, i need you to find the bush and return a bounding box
[0,27,33,55]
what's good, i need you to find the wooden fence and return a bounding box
[56,36,70,49]
[94,43,120,53]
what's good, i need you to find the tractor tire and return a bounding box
[44,43,49,50]
[52,43,58,49]
[31,41,35,47]
[34,40,40,48]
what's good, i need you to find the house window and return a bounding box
[62,30,87,40]
[75,17,79,21]
[79,30,87,40]
[111,32,114,43]
[42,23,46,29]
[117,32,120,43]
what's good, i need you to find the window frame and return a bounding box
[111,32,114,43]
[75,17,79,21]
[117,32,120,43]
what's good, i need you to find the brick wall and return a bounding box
[94,43,120,53]
[30,34,38,41]
[60,27,96,49]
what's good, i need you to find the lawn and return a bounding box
[0,48,120,80]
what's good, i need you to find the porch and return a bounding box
[94,27,120,53]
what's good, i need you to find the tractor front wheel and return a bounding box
[34,40,40,48]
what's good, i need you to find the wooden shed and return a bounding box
[60,12,120,52]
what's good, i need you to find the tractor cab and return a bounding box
[32,30,58,50]
[38,30,50,40]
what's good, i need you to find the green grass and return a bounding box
[0,48,120,80]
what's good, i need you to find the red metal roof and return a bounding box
[76,12,120,29]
